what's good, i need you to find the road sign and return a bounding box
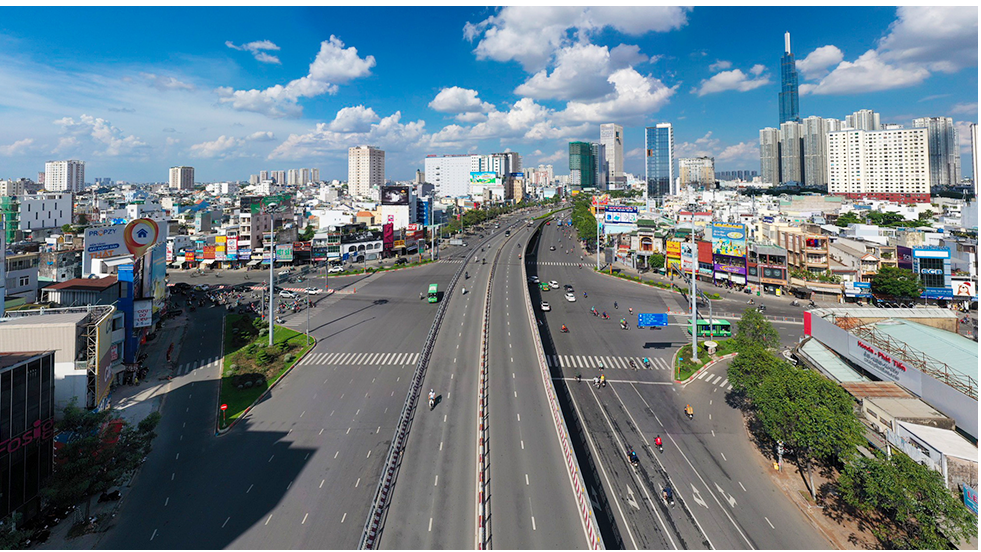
[220,404,228,411]
[638,313,668,328]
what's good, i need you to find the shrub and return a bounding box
[256,348,271,366]
[284,353,293,364]
[245,343,258,357]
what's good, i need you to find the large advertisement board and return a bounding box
[275,243,294,262]
[381,185,410,206]
[711,223,746,257]
[680,242,695,273]
[134,299,153,328]
[150,244,167,314]
[215,236,227,261]
[666,240,681,258]
[470,172,498,185]
[603,205,638,235]
[95,308,114,406]
[82,218,163,277]
[226,236,238,260]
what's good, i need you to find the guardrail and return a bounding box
[520,222,605,550]
[359,219,524,550]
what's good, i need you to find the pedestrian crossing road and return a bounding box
[532,261,582,267]
[175,357,221,376]
[298,351,420,366]
[694,369,733,391]
[546,354,671,370]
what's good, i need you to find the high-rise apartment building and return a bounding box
[259,170,269,182]
[972,123,978,197]
[759,127,781,185]
[779,32,800,125]
[348,146,385,199]
[779,122,803,184]
[0,180,26,196]
[827,127,930,204]
[801,116,831,189]
[912,116,962,187]
[600,123,624,183]
[169,166,195,190]
[44,160,85,192]
[424,154,474,197]
[679,157,715,190]
[272,170,286,185]
[645,123,674,203]
[568,142,598,189]
[845,109,881,131]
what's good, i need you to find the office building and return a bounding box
[169,166,194,191]
[845,109,881,131]
[424,154,474,198]
[569,142,596,189]
[591,143,608,190]
[779,32,800,125]
[827,127,930,203]
[348,146,385,200]
[600,123,624,183]
[645,123,674,203]
[44,160,85,193]
[679,157,715,190]
[912,117,962,188]
[759,127,781,185]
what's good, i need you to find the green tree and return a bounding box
[870,266,924,299]
[734,307,780,350]
[752,367,863,499]
[839,451,977,549]
[61,223,74,233]
[649,253,665,271]
[726,345,789,397]
[0,512,31,549]
[835,212,864,227]
[298,225,316,241]
[77,213,88,225]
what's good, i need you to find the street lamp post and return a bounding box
[268,229,275,347]
[596,208,601,271]
[689,201,698,362]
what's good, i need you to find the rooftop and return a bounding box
[0,311,89,326]
[799,338,869,384]
[841,381,914,399]
[869,318,978,382]
[0,351,51,370]
[896,421,978,461]
[45,276,119,291]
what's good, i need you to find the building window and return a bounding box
[17,276,29,287]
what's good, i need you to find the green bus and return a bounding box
[686,319,732,337]
[428,283,439,303]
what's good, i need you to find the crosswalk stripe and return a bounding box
[697,371,708,380]
[608,356,623,369]
[558,355,566,367]
[366,353,378,365]
[381,353,392,365]
[337,353,351,364]
[572,356,581,368]
[721,378,729,387]
[727,384,732,391]
[352,353,366,364]
[313,353,325,364]
[411,353,420,364]
[711,375,722,385]
[392,353,403,365]
[374,353,385,364]
[322,353,336,364]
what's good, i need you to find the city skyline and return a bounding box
[0,6,976,182]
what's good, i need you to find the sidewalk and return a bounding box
[33,307,191,550]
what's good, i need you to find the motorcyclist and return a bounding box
[628,449,638,465]
[654,435,663,449]
[602,311,608,319]
[663,486,673,504]
[561,324,569,333]
[465,271,469,279]
[600,374,606,387]
[583,291,587,298]
[643,357,651,368]
[629,359,637,370]
[685,404,693,418]
[614,301,618,309]
[429,389,436,408]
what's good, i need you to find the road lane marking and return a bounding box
[521,440,524,449]
[341,513,347,523]
[355,478,360,488]
[525,474,529,485]
[287,481,292,490]
[738,481,746,492]
[516,413,520,421]
[531,516,536,531]
[440,441,443,451]
[150,529,157,541]
[428,517,433,532]
[222,517,230,528]
[176,453,180,460]
[434,475,438,486]
[721,452,727,461]
[334,451,339,459]
[302,513,309,524]
[164,497,169,506]
[346,427,351,434]
[247,484,253,493]
[765,516,774,529]
[172,473,175,480]
[300,410,305,418]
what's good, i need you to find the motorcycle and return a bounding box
[601,313,610,320]
[429,396,435,410]
[791,300,800,307]
[620,321,628,330]
[465,272,469,280]
[643,358,651,369]
[560,326,569,333]
[663,488,675,506]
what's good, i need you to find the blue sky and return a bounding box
[0,6,976,183]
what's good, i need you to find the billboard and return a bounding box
[82,218,163,277]
[381,185,410,206]
[382,223,394,252]
[711,223,746,257]
[237,247,251,261]
[166,241,174,262]
[203,246,216,260]
[134,299,153,328]
[215,236,227,261]
[470,172,498,185]
[95,308,114,406]
[953,279,977,298]
[604,205,638,224]
[226,236,238,260]
[666,240,681,258]
[150,244,167,314]
[680,242,695,273]
[714,255,746,275]
[275,243,294,262]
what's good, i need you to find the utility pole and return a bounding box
[596,204,601,271]
[689,199,699,363]
[268,229,275,347]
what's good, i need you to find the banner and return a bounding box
[711,223,746,257]
[604,205,638,224]
[381,186,410,205]
[666,240,681,258]
[680,242,695,273]
[134,299,153,328]
[226,236,238,260]
[953,279,977,298]
[95,309,114,405]
[82,218,164,277]
[470,172,497,185]
[215,236,227,261]
[275,243,294,262]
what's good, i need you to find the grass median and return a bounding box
[675,337,741,380]
[219,314,314,429]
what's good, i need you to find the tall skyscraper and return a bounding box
[778,32,800,125]
[827,127,930,204]
[645,123,674,204]
[348,145,385,199]
[600,123,624,183]
[912,116,962,188]
[779,121,803,184]
[169,166,195,190]
[759,128,781,185]
[44,160,85,192]
[802,116,829,189]
[591,143,608,191]
[568,142,596,189]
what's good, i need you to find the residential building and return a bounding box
[39,249,83,283]
[206,182,239,196]
[827,127,931,203]
[645,123,674,204]
[348,146,385,199]
[972,123,978,197]
[747,243,789,294]
[774,225,830,274]
[169,166,194,191]
[678,157,715,191]
[780,121,803,184]
[424,154,474,197]
[802,116,829,189]
[44,160,85,193]
[912,117,962,188]
[778,32,800,125]
[845,109,881,131]
[4,252,39,301]
[759,127,781,185]
[18,193,73,234]
[600,123,624,183]
[569,142,596,189]
[0,179,25,196]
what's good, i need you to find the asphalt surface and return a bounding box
[529,218,832,550]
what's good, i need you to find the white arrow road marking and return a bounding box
[625,486,640,510]
[690,483,708,508]
[715,482,737,508]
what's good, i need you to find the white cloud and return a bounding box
[189,135,243,159]
[625,147,644,159]
[694,68,770,96]
[950,103,978,116]
[716,141,758,163]
[0,138,36,156]
[53,114,149,157]
[226,39,282,64]
[795,45,844,80]
[675,132,720,158]
[799,50,929,95]
[140,72,194,91]
[327,105,380,133]
[165,137,181,146]
[269,109,427,160]
[708,60,731,72]
[216,36,375,118]
[559,68,676,124]
[539,150,565,164]
[956,121,975,153]
[514,43,647,101]
[878,6,978,73]
[428,87,495,114]
[455,112,489,123]
[466,6,689,71]
[246,131,276,142]
[749,64,765,76]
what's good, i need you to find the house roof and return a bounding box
[45,276,118,291]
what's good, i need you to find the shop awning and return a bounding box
[200,259,215,265]
[714,272,729,280]
[247,260,261,266]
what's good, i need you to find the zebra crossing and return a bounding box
[298,352,421,367]
[175,357,221,376]
[546,354,671,371]
[695,369,733,391]
[534,261,581,267]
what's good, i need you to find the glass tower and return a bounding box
[779,32,800,125]
[569,142,596,189]
[645,123,674,203]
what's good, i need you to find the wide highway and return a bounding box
[527,217,832,550]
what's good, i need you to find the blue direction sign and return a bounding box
[638,313,668,328]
